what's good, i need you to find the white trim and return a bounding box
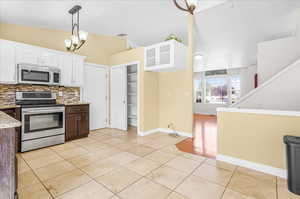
[138,128,193,138]
[138,128,161,136]
[159,128,193,138]
[217,107,300,117]
[217,154,287,179]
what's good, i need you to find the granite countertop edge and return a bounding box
[0,111,21,129]
[63,102,90,106]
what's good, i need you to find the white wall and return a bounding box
[257,37,300,84]
[234,59,300,111]
[239,65,257,96]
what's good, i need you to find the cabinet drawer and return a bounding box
[66,105,89,114]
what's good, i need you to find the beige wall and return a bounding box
[0,22,126,65]
[109,48,158,132]
[158,15,194,133]
[218,111,300,169]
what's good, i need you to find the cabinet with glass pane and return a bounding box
[144,40,187,72]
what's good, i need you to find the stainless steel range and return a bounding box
[16,91,65,152]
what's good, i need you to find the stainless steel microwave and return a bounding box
[17,63,61,86]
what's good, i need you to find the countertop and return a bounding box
[63,102,90,106]
[0,105,20,110]
[0,111,21,129]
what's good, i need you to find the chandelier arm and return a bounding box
[184,0,190,10]
[173,0,189,12]
[77,10,80,38]
[75,40,86,51]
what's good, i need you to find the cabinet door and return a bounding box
[72,56,85,87]
[16,45,40,65]
[158,43,172,66]
[0,40,17,83]
[59,54,73,86]
[40,50,60,67]
[78,112,89,137]
[145,47,157,68]
[65,113,78,141]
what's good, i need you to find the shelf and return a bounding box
[128,82,137,86]
[128,72,137,76]
[128,93,137,96]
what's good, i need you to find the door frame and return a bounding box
[110,61,140,133]
[82,62,109,128]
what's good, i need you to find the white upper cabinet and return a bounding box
[0,40,17,84]
[59,54,73,86]
[40,50,60,67]
[144,40,187,72]
[0,39,86,87]
[16,44,40,65]
[58,54,85,87]
[72,56,85,87]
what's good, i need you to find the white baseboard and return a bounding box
[138,128,161,136]
[217,154,287,179]
[159,128,193,138]
[138,128,193,138]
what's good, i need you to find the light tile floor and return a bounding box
[17,128,300,199]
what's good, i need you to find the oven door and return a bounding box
[21,107,65,141]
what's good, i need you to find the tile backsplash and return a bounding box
[0,84,80,106]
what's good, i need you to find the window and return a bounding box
[194,80,202,103]
[193,71,241,105]
[205,77,228,104]
[230,75,241,104]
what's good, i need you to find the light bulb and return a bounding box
[64,39,72,48]
[79,30,88,41]
[71,35,79,45]
[187,0,198,7]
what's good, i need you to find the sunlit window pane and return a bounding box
[205,77,228,104]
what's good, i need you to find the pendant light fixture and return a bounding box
[173,0,198,15]
[64,5,88,51]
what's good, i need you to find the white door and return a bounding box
[83,64,108,130]
[110,65,127,130]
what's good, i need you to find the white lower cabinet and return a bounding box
[0,39,86,87]
[0,40,17,84]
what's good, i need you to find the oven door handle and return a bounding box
[22,108,65,114]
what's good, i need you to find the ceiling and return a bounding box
[0,0,300,68]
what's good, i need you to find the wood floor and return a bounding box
[176,114,217,158]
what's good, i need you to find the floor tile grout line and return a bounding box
[19,155,56,199]
[219,164,238,199]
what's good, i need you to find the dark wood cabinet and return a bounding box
[65,104,89,141]
[1,107,21,152]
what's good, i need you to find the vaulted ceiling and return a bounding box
[0,0,299,68]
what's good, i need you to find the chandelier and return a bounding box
[64,5,88,52]
[173,0,198,15]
